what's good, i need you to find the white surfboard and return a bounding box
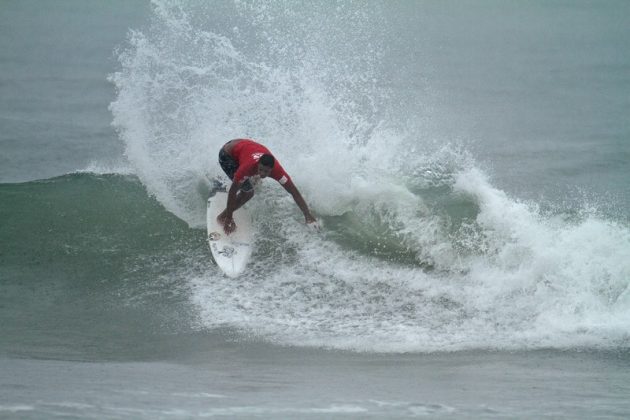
[207,192,253,278]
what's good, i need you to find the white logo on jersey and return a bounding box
[252,152,264,161]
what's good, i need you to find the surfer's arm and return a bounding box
[283,181,316,224]
[225,181,240,217]
[217,181,239,235]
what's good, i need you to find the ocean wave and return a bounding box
[102,0,630,352]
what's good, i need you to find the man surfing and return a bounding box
[217,138,318,234]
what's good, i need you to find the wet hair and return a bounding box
[259,154,275,168]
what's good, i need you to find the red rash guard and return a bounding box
[230,140,292,187]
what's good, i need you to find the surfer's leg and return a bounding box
[219,149,238,179]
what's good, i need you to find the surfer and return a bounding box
[217,139,318,234]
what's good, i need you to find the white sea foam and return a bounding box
[189,168,630,352]
[112,1,630,352]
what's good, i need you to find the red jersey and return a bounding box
[230,140,291,187]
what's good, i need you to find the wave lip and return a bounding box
[75,160,135,176]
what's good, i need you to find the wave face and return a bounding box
[103,0,630,352]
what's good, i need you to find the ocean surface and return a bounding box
[1,0,629,418]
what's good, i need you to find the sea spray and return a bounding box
[110,0,392,227]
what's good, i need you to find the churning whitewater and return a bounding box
[108,1,630,352]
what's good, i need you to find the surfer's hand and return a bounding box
[218,214,236,235]
[305,215,320,231]
[223,218,236,235]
